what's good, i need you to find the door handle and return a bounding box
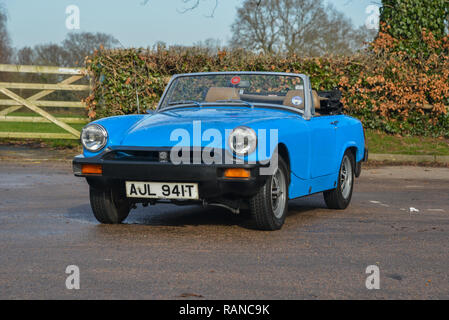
[330,120,339,126]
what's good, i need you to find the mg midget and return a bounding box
[73,72,368,230]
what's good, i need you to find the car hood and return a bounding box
[119,106,296,147]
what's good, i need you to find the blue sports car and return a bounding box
[73,72,368,230]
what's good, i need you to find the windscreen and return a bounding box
[159,73,305,110]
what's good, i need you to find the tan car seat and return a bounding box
[283,90,305,109]
[205,87,240,102]
[312,90,321,115]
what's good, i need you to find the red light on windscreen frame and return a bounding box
[231,76,241,85]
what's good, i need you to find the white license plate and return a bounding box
[125,181,199,200]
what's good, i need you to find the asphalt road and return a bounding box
[0,160,448,299]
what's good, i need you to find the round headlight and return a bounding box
[81,124,108,152]
[228,126,257,156]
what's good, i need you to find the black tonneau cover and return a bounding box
[317,89,343,115]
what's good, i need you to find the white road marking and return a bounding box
[427,209,445,212]
[369,200,389,207]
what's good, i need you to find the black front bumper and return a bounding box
[73,154,268,200]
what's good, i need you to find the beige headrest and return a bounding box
[312,90,321,110]
[205,87,239,102]
[283,90,305,109]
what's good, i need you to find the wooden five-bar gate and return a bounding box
[0,64,90,139]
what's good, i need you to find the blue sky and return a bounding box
[3,0,376,49]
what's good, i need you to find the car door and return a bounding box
[308,115,340,178]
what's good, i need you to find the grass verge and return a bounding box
[365,130,449,156]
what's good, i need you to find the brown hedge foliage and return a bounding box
[341,26,449,119]
[85,32,449,137]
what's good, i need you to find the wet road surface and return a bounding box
[0,161,448,299]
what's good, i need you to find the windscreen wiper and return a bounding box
[168,100,202,107]
[215,99,254,108]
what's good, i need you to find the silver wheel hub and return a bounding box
[340,155,353,199]
[271,167,287,219]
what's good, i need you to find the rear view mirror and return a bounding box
[237,80,250,88]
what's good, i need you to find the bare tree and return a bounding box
[0,4,12,63]
[33,44,73,66]
[142,0,220,17]
[16,44,73,67]
[230,0,375,56]
[230,0,279,53]
[16,47,35,65]
[62,32,119,66]
[317,4,376,56]
[15,32,119,67]
[193,38,223,53]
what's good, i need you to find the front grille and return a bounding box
[103,150,160,162]
[102,148,221,164]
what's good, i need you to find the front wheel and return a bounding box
[89,187,131,224]
[323,150,355,210]
[249,158,289,231]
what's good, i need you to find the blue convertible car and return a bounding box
[73,72,367,230]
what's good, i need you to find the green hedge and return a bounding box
[85,46,449,138]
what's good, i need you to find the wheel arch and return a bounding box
[277,143,290,169]
[346,146,357,163]
[277,143,291,185]
[338,142,358,166]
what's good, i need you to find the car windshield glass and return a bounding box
[159,73,305,110]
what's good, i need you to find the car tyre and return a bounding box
[323,150,355,210]
[354,161,362,178]
[249,158,289,231]
[89,187,130,224]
